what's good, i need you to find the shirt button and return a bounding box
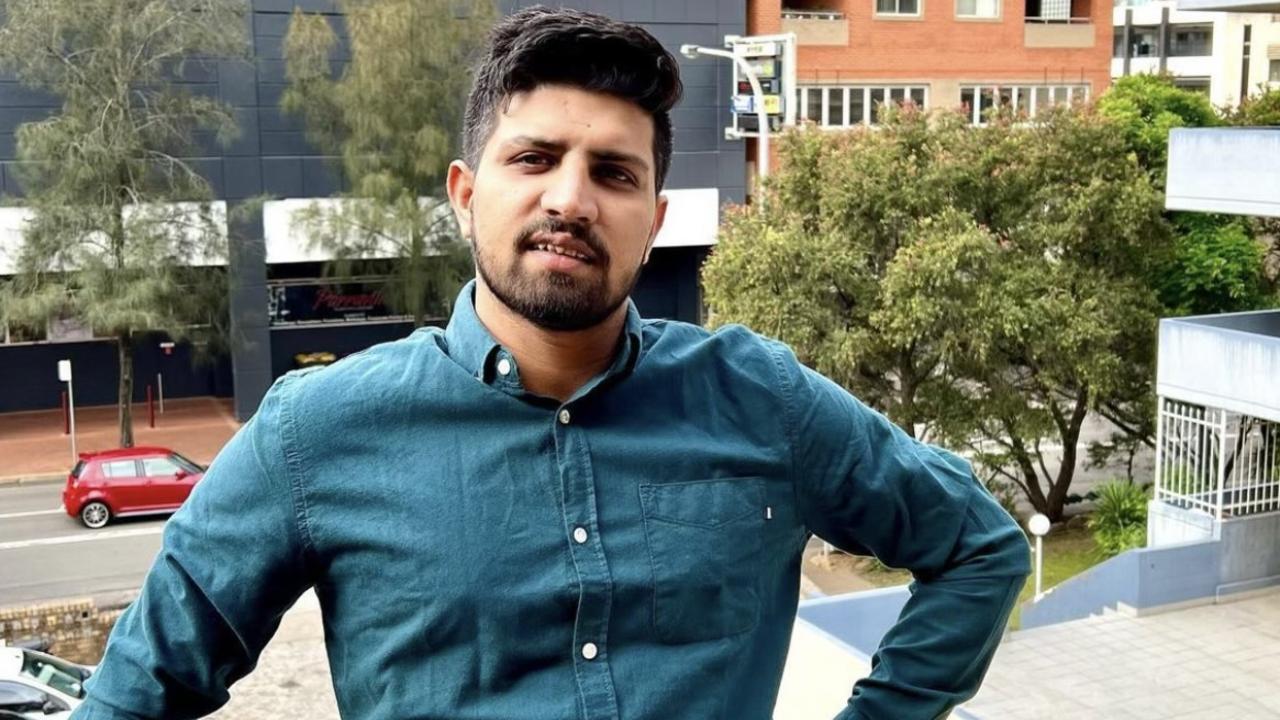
[573,526,588,544]
[496,358,512,376]
[558,409,571,425]
[581,642,598,660]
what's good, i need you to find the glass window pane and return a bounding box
[958,0,977,14]
[961,87,976,122]
[826,88,844,126]
[1034,86,1051,114]
[978,87,995,123]
[1053,86,1069,103]
[909,87,926,107]
[142,457,181,476]
[1014,86,1030,115]
[806,88,822,122]
[977,0,998,16]
[889,87,906,102]
[850,87,867,124]
[900,0,918,11]
[869,88,886,124]
[876,0,897,12]
[103,460,137,478]
[1271,59,1280,83]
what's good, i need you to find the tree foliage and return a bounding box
[0,0,248,447]
[1096,73,1219,188]
[704,106,1169,520]
[281,0,495,326]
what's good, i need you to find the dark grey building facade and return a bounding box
[0,0,747,420]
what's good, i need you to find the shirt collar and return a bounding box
[443,280,644,387]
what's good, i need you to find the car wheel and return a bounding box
[80,501,111,529]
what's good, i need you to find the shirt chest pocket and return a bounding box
[639,477,766,644]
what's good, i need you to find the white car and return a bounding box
[0,645,93,719]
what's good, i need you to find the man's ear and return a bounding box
[642,193,669,265]
[446,160,475,237]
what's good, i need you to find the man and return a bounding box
[75,6,1029,719]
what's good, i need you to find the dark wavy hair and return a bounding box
[462,5,684,192]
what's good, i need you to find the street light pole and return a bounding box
[679,44,770,184]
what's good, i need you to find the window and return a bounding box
[876,0,919,15]
[957,0,998,17]
[798,85,929,127]
[1129,26,1160,57]
[960,84,1089,124]
[142,457,182,476]
[1113,28,1125,58]
[101,460,138,478]
[1173,77,1211,94]
[1169,25,1212,57]
[1271,58,1280,83]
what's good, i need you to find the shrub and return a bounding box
[1087,480,1150,558]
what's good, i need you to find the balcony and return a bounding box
[1177,0,1280,10]
[1025,0,1096,47]
[781,8,849,46]
[1166,128,1280,217]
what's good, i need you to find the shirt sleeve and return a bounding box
[72,376,316,719]
[768,343,1030,720]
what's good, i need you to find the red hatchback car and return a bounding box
[62,447,205,529]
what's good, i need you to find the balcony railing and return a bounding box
[781,9,846,20]
[1024,15,1092,21]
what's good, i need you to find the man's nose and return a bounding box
[540,161,599,226]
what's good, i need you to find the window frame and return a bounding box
[955,0,1001,21]
[874,0,924,19]
[960,83,1090,125]
[797,84,931,127]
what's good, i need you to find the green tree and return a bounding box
[704,106,1169,521]
[0,0,248,447]
[281,0,494,327]
[1097,73,1219,188]
[1098,74,1273,314]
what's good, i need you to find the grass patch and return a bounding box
[832,524,1103,630]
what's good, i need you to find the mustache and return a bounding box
[515,218,609,264]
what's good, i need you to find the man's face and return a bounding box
[447,84,668,331]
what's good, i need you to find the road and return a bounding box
[0,480,165,607]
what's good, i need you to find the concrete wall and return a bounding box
[1149,499,1218,547]
[1020,540,1222,628]
[1156,310,1280,424]
[796,584,912,656]
[1166,128,1280,220]
[1219,511,1280,589]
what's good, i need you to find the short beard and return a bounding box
[472,214,641,332]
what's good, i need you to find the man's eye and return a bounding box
[599,167,636,185]
[514,154,550,167]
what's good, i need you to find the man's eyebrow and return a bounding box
[505,135,650,174]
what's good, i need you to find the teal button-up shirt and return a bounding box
[76,283,1029,720]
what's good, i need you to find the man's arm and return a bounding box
[73,376,316,719]
[769,344,1030,719]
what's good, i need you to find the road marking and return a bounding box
[0,509,64,520]
[0,526,163,551]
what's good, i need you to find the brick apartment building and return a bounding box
[748,0,1112,128]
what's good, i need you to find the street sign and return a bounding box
[723,33,796,140]
[57,360,72,382]
[732,94,783,115]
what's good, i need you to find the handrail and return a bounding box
[1024,15,1092,22]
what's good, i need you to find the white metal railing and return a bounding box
[1024,16,1092,22]
[782,9,845,20]
[1155,398,1280,519]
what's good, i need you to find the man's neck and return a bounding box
[473,281,627,403]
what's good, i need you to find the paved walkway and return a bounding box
[967,590,1280,719]
[0,396,238,480]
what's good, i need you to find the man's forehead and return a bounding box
[489,86,654,157]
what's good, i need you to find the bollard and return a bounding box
[62,390,70,435]
[147,385,155,428]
